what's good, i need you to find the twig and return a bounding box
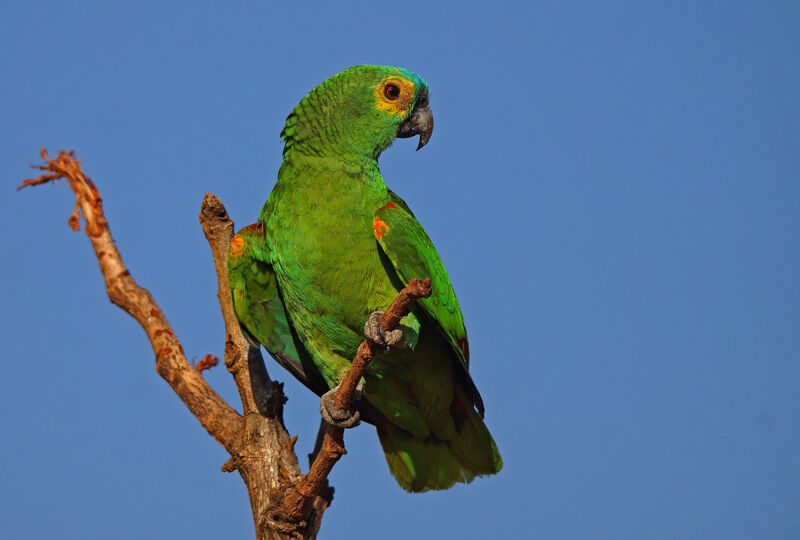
[195,354,220,373]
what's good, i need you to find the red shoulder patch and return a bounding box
[230,234,246,259]
[375,201,397,215]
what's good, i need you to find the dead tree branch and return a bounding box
[19,148,431,539]
[18,149,243,449]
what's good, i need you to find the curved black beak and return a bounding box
[397,92,433,151]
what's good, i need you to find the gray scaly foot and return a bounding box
[364,311,405,353]
[319,384,361,429]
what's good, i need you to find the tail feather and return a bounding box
[377,423,430,491]
[448,387,503,475]
[376,391,502,492]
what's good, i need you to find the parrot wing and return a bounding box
[228,223,329,397]
[377,191,485,416]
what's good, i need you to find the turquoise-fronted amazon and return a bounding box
[228,65,502,492]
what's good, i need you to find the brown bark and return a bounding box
[19,148,432,539]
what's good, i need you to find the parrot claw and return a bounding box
[320,385,361,429]
[364,311,405,353]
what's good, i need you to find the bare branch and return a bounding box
[200,194,284,418]
[18,148,242,450]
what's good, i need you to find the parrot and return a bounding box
[228,65,502,492]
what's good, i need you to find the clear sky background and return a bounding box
[2,2,799,539]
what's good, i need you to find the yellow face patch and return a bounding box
[373,76,416,116]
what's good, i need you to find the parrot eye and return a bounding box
[384,83,401,100]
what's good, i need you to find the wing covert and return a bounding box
[376,194,468,357]
[376,193,484,415]
[228,223,328,396]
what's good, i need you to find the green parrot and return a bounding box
[228,65,502,492]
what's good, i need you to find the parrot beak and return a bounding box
[397,92,433,151]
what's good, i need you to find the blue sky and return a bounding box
[2,2,799,539]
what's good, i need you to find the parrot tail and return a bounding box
[375,388,503,492]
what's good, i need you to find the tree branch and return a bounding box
[18,148,243,450]
[199,194,285,419]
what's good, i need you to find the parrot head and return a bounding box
[281,65,433,159]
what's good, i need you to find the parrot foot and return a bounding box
[364,311,405,353]
[320,385,361,429]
